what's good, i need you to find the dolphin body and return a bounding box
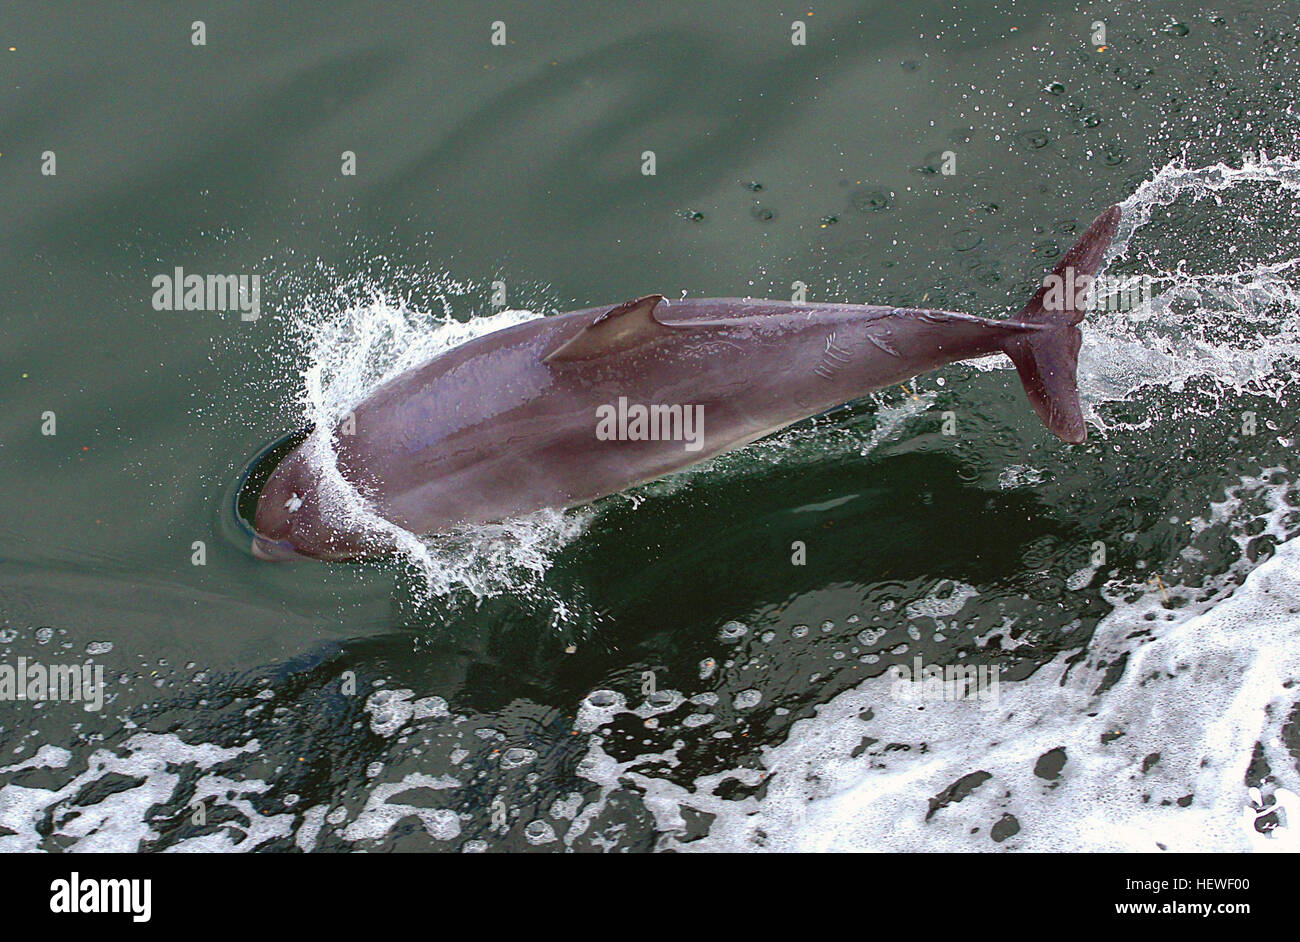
[252,206,1121,561]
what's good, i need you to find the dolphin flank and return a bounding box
[252,205,1122,561]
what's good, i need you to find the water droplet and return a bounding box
[524,820,556,844]
[501,747,537,769]
[915,150,945,174]
[719,620,749,641]
[851,187,893,213]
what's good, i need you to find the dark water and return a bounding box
[2,1,1299,851]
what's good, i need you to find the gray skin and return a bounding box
[253,206,1120,561]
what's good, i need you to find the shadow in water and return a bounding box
[370,449,1098,713]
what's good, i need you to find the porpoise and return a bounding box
[251,205,1121,561]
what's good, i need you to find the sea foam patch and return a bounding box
[565,469,1300,853]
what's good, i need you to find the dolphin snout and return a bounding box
[250,535,304,562]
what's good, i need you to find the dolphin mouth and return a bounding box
[250,535,306,562]
[223,427,315,562]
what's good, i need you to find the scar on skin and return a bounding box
[814,332,852,378]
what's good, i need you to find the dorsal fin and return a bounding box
[544,294,669,363]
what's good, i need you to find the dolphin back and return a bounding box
[998,205,1122,443]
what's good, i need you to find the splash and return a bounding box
[1116,151,1300,248]
[1080,152,1300,424]
[279,265,591,606]
[956,153,1300,429]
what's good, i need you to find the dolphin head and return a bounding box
[252,447,377,561]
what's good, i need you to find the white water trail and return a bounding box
[1079,152,1300,422]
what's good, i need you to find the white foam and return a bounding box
[0,734,271,853]
[340,773,464,844]
[558,463,1300,852]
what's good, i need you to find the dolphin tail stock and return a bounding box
[998,204,1122,444]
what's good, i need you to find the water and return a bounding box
[1,1,1299,852]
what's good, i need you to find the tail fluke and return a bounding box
[1001,204,1122,443]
